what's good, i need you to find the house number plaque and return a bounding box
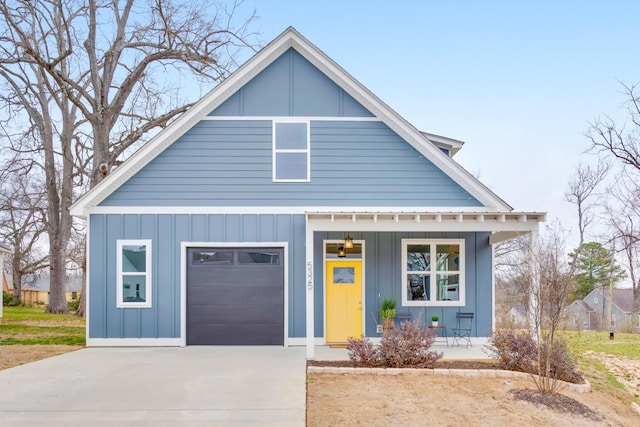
[306,261,313,289]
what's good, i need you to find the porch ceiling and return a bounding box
[305,210,546,238]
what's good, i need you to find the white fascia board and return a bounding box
[70,27,513,218]
[86,205,514,216]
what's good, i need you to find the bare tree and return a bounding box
[588,81,640,316]
[0,0,258,315]
[0,171,49,303]
[0,1,85,313]
[588,82,640,171]
[602,170,640,315]
[565,159,609,250]
[525,224,578,394]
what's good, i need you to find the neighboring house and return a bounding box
[3,273,82,305]
[0,242,9,319]
[70,28,545,357]
[506,304,528,327]
[567,288,639,332]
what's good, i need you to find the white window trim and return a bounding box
[117,239,152,308]
[401,238,465,307]
[272,119,310,182]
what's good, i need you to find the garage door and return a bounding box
[186,247,284,345]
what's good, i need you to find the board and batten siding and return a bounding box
[313,231,492,338]
[88,213,307,340]
[100,120,481,207]
[210,48,373,118]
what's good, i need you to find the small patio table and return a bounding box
[427,325,448,347]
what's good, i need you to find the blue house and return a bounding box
[71,28,545,358]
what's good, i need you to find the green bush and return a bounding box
[2,291,11,306]
[67,297,80,312]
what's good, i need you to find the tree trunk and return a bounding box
[47,245,68,314]
[12,261,22,304]
[75,256,86,317]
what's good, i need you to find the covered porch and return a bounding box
[304,210,545,359]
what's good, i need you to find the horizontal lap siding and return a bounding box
[88,213,306,340]
[101,120,481,207]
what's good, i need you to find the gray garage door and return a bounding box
[186,247,284,345]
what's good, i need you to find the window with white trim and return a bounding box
[401,239,465,307]
[273,121,309,181]
[117,240,152,308]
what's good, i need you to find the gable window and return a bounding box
[273,121,309,182]
[401,239,465,307]
[117,240,152,308]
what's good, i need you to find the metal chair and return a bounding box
[451,312,474,347]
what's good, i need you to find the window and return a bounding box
[117,240,152,308]
[402,239,465,306]
[273,121,309,181]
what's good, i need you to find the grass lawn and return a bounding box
[1,306,85,346]
[560,330,640,407]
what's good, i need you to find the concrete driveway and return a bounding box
[0,346,307,426]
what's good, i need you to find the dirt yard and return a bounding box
[306,369,640,426]
[0,345,82,370]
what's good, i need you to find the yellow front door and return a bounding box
[326,260,363,342]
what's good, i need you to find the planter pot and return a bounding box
[381,317,395,337]
[432,321,439,326]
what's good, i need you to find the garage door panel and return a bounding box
[188,304,283,324]
[188,324,283,345]
[186,247,284,345]
[188,287,283,305]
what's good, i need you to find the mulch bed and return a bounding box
[510,389,603,421]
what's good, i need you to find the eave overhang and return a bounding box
[305,210,546,242]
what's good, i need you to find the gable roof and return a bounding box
[71,27,513,218]
[611,288,634,314]
[583,287,633,314]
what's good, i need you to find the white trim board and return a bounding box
[70,27,513,218]
[87,338,182,347]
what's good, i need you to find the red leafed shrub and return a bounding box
[379,320,443,368]
[347,320,443,368]
[486,329,584,384]
[486,328,537,373]
[347,336,381,367]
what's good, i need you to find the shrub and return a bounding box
[67,297,80,312]
[347,320,443,368]
[347,336,381,367]
[539,340,584,384]
[2,291,11,306]
[486,329,584,384]
[486,328,537,373]
[380,320,443,368]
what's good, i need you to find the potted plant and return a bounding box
[431,314,439,326]
[379,298,397,337]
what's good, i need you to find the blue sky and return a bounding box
[237,1,640,246]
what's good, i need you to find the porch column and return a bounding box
[528,229,539,339]
[305,224,315,359]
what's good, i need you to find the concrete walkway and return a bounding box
[0,347,306,426]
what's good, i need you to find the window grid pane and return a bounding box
[275,152,308,180]
[275,123,307,149]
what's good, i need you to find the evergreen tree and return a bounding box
[569,242,625,300]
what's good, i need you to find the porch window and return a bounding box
[401,239,465,307]
[117,240,152,308]
[273,121,309,182]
